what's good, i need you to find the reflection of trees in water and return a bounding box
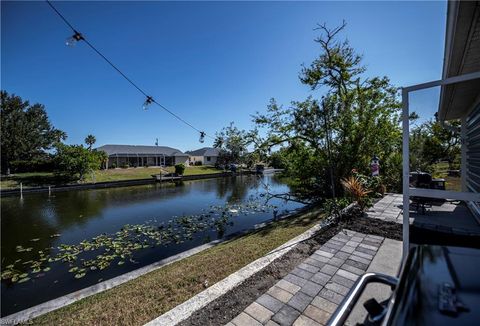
[1,183,191,268]
[183,176,254,204]
[1,176,294,273]
[226,176,252,203]
[188,178,223,194]
[91,182,192,209]
[1,200,272,285]
[1,198,58,267]
[267,174,285,187]
[48,191,109,228]
[212,175,264,204]
[39,183,193,229]
[214,177,233,200]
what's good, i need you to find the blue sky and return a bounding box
[2,1,446,151]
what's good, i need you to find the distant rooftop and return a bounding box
[96,144,188,156]
[186,147,221,156]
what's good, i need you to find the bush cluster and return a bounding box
[10,158,55,173]
[175,163,186,175]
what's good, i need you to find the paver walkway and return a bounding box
[366,193,477,233]
[227,229,387,326]
[364,193,403,223]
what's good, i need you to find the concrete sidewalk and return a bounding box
[227,230,402,326]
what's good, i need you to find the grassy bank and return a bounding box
[0,166,222,190]
[31,208,324,325]
[92,166,222,182]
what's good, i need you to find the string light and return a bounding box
[45,0,214,143]
[143,96,154,110]
[65,31,84,46]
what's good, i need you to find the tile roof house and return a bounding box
[186,147,221,166]
[96,144,189,168]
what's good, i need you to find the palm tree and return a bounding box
[85,134,96,150]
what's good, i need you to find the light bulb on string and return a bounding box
[46,0,210,141]
[143,96,154,111]
[66,31,84,47]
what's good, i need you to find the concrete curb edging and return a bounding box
[2,203,355,325]
[145,203,357,326]
[0,205,312,324]
[0,172,241,197]
[0,241,223,324]
[145,225,327,325]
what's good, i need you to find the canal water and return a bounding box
[1,174,304,316]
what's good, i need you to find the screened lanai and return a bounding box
[96,144,190,168]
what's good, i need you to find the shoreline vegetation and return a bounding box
[26,207,325,325]
[0,166,223,191]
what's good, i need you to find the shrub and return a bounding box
[10,158,55,173]
[121,163,129,169]
[323,197,352,216]
[269,151,289,169]
[194,161,202,166]
[175,163,186,175]
[341,176,372,210]
[381,152,402,192]
[111,163,117,169]
[350,170,387,197]
[54,144,106,181]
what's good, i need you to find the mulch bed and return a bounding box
[179,212,402,326]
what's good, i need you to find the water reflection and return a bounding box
[1,174,301,316]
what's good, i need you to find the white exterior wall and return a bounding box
[174,156,190,165]
[203,155,218,165]
[189,155,204,165]
[188,155,218,165]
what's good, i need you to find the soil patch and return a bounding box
[179,215,401,326]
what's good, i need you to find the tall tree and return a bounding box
[85,134,96,150]
[252,23,402,197]
[410,119,461,171]
[214,122,250,166]
[0,91,66,172]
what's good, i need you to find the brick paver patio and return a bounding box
[364,193,403,223]
[226,229,385,326]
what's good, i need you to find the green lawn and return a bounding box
[432,162,461,192]
[0,166,223,190]
[31,208,324,326]
[91,166,222,182]
[0,172,56,190]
